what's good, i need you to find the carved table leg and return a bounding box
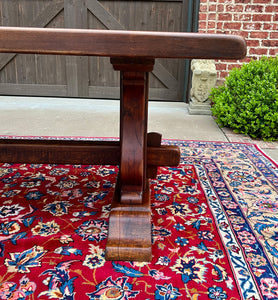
[105,58,154,261]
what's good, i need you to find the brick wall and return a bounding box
[198,0,278,80]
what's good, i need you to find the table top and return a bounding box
[0,27,246,60]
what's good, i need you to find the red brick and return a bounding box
[252,14,272,22]
[223,22,241,30]
[200,4,208,12]
[226,4,244,12]
[265,5,278,12]
[215,63,227,70]
[245,5,264,12]
[263,23,278,30]
[198,0,276,81]
[253,0,272,3]
[218,0,233,3]
[219,71,229,78]
[207,21,216,29]
[270,32,278,39]
[249,48,269,55]
[233,14,252,21]
[199,13,207,21]
[209,4,217,11]
[269,49,278,55]
[235,31,249,38]
[215,68,226,75]
[207,29,217,34]
[227,63,243,70]
[249,31,269,39]
[223,30,245,37]
[218,13,232,21]
[216,63,227,70]
[208,13,217,20]
[234,0,249,3]
[242,22,262,30]
[216,22,224,30]
[246,40,260,47]
[217,4,225,12]
[198,22,207,30]
[248,56,261,61]
[242,57,253,64]
[262,40,278,47]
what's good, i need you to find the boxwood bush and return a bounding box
[210,56,278,141]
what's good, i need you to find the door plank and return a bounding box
[152,63,178,89]
[0,83,67,96]
[86,0,124,30]
[86,0,179,93]
[64,0,89,97]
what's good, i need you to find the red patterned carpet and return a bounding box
[0,139,277,300]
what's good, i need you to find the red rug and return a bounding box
[0,139,277,300]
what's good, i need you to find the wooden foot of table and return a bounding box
[105,178,152,261]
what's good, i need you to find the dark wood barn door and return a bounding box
[0,0,193,101]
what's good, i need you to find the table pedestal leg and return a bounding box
[105,58,154,261]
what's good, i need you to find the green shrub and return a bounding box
[210,56,278,141]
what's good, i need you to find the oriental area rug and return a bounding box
[0,139,277,300]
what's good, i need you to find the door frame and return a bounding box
[183,0,201,102]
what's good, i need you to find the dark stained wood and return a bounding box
[105,178,152,261]
[0,140,120,165]
[0,139,180,166]
[0,27,247,59]
[0,27,246,261]
[116,58,153,205]
[106,57,179,260]
[147,132,162,178]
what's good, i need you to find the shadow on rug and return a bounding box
[0,140,277,299]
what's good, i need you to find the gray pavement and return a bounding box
[0,96,277,163]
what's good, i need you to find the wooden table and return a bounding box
[0,27,246,261]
